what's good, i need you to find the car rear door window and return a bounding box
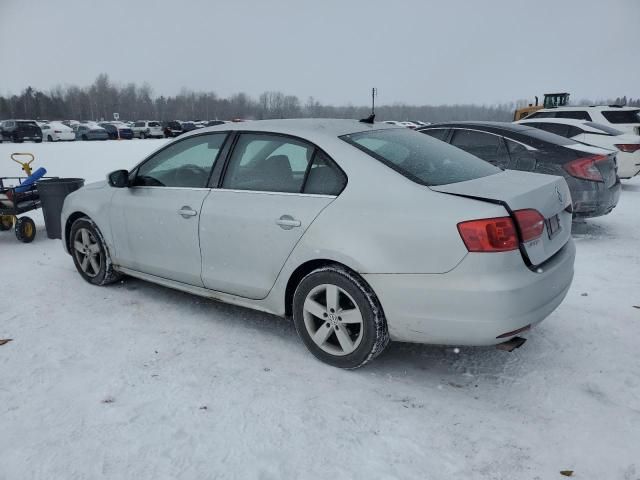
[530,122,571,137]
[555,110,592,121]
[420,128,449,141]
[450,129,507,166]
[222,134,314,193]
[601,110,640,124]
[303,151,346,196]
[133,133,227,188]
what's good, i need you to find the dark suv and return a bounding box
[163,121,184,138]
[0,120,43,143]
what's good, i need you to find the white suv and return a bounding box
[524,105,640,135]
[131,121,164,139]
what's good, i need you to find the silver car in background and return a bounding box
[61,119,575,368]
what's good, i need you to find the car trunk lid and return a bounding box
[431,170,572,266]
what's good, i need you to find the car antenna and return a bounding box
[360,87,376,123]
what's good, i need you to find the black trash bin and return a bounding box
[37,178,85,239]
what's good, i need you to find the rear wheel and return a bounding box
[69,217,122,285]
[47,135,53,142]
[82,135,88,141]
[15,217,36,243]
[293,265,389,369]
[0,215,14,231]
[12,134,23,143]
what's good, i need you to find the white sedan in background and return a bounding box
[517,118,640,179]
[40,121,76,142]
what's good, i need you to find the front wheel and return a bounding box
[47,135,53,142]
[0,215,14,231]
[69,217,122,285]
[15,216,36,243]
[293,265,389,369]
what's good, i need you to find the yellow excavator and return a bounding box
[514,92,570,121]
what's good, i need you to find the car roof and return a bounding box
[185,118,400,142]
[536,105,639,112]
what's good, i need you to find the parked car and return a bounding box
[523,105,640,135]
[131,121,164,139]
[98,122,134,140]
[418,122,620,218]
[163,121,184,138]
[181,121,198,133]
[205,120,227,127]
[75,124,109,141]
[517,118,640,179]
[40,121,75,142]
[0,120,43,143]
[61,119,575,368]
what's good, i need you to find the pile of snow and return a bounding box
[0,141,639,479]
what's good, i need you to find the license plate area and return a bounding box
[546,214,561,239]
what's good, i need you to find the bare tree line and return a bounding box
[1,74,638,123]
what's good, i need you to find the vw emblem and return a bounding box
[555,186,563,204]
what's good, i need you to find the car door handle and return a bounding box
[276,215,301,230]
[179,206,198,218]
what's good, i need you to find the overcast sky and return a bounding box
[1,0,638,105]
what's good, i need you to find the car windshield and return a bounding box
[341,128,500,186]
[583,122,623,136]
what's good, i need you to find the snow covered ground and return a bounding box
[1,140,639,480]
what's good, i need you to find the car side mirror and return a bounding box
[108,169,129,188]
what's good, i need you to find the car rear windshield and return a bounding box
[17,121,38,126]
[584,122,623,135]
[340,128,500,186]
[149,121,161,127]
[601,110,640,124]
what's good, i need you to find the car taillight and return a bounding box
[458,208,545,253]
[564,154,607,182]
[457,217,519,252]
[615,144,640,153]
[54,130,62,133]
[513,209,544,242]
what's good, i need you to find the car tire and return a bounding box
[47,135,53,142]
[15,216,36,243]
[69,217,122,286]
[35,138,42,143]
[12,134,22,143]
[293,265,390,369]
[0,215,14,231]
[140,132,146,139]
[82,135,88,141]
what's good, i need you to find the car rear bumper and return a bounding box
[363,238,575,346]
[570,178,621,218]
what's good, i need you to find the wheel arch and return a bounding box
[64,211,89,253]
[283,258,375,318]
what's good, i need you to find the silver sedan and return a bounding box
[61,119,575,368]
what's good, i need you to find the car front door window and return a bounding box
[133,134,227,188]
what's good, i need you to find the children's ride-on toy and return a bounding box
[0,153,48,243]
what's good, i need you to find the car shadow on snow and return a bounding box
[113,276,525,385]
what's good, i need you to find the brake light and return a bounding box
[513,209,545,242]
[457,217,518,252]
[564,154,607,182]
[54,130,62,133]
[615,144,640,153]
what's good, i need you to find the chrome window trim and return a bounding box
[128,185,336,198]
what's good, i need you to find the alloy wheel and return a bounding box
[303,284,364,356]
[73,228,102,278]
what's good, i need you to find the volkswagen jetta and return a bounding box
[61,119,575,368]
